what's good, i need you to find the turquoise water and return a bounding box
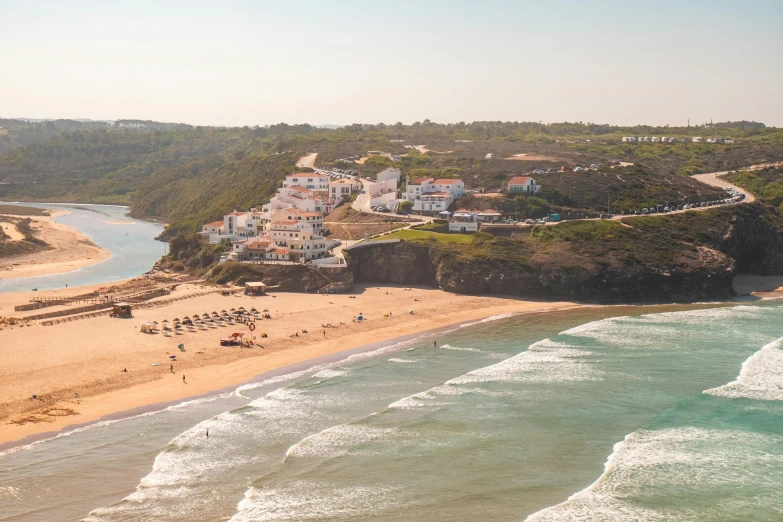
[0,203,164,293]
[0,301,781,521]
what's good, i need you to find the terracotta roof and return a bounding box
[434,179,462,184]
[508,176,533,185]
[268,248,289,255]
[296,212,321,217]
[247,240,271,250]
[410,177,432,185]
[229,211,246,216]
[204,221,223,227]
[288,186,313,193]
[479,209,501,214]
[272,220,298,226]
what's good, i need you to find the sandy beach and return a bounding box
[0,282,580,446]
[0,210,112,280]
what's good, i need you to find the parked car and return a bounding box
[677,205,683,211]
[589,164,600,169]
[559,166,573,172]
[642,208,649,214]
[546,168,558,174]
[532,169,544,175]
[600,213,613,219]
[574,166,586,172]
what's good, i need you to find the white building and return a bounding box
[329,178,361,200]
[283,172,330,193]
[376,167,401,183]
[403,177,467,213]
[507,176,541,195]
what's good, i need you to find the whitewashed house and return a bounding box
[329,178,361,200]
[403,178,467,214]
[507,176,541,195]
[283,172,330,193]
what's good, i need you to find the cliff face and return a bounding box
[348,242,437,286]
[208,262,349,292]
[346,204,783,304]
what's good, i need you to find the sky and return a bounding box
[2,0,782,127]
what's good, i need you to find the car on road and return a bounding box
[642,208,649,214]
[532,169,544,175]
[589,164,600,169]
[559,166,573,172]
[600,213,613,219]
[546,168,558,174]
[574,166,586,172]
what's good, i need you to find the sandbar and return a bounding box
[0,211,112,280]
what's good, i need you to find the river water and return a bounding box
[0,203,164,292]
[1,300,781,521]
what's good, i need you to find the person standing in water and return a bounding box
[206,429,209,439]
[433,339,437,348]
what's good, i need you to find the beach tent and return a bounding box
[140,322,157,334]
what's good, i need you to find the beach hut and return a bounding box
[110,303,133,319]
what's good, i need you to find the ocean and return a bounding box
[0,300,781,521]
[0,203,164,292]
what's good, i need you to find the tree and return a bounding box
[399,200,413,211]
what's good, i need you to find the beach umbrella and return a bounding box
[238,306,246,311]
[250,308,258,313]
[202,313,210,318]
[175,324,182,330]
[221,309,227,313]
[173,317,180,322]
[153,320,158,324]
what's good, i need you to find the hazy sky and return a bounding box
[2,0,782,127]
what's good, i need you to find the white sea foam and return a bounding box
[448,338,599,386]
[525,427,783,521]
[388,339,598,410]
[229,482,404,522]
[562,305,768,347]
[388,357,416,363]
[439,343,484,353]
[285,424,398,459]
[705,336,783,401]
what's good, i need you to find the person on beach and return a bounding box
[183,374,187,384]
[206,429,209,439]
[323,329,326,337]
[170,364,174,373]
[433,339,437,348]
[122,368,127,372]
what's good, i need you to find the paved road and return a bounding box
[692,171,755,203]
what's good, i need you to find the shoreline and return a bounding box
[0,292,584,449]
[0,312,524,454]
[0,208,113,281]
[1,273,780,451]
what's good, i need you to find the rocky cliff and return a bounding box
[346,204,783,304]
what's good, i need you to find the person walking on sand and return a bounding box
[170,364,174,373]
[323,329,326,338]
[183,374,187,384]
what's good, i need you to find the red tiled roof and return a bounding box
[434,179,462,184]
[268,248,289,255]
[204,221,223,227]
[271,220,298,225]
[230,211,246,216]
[410,177,432,185]
[247,240,271,250]
[508,176,532,185]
